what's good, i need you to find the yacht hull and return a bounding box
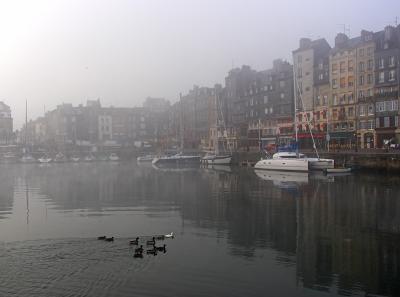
[307,158,335,170]
[254,158,309,172]
[202,155,232,165]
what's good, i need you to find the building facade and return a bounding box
[0,102,13,145]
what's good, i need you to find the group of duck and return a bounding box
[97,232,174,258]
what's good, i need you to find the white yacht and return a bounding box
[254,152,310,172]
[152,153,201,166]
[38,155,52,163]
[20,154,36,163]
[109,153,120,161]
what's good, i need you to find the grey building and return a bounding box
[0,102,13,145]
[374,25,400,147]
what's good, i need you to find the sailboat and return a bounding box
[152,93,200,167]
[20,100,37,163]
[255,61,334,172]
[202,91,232,165]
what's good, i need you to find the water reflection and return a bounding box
[0,163,399,296]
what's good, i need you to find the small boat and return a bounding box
[84,154,95,162]
[38,155,52,163]
[109,153,120,161]
[70,156,80,162]
[201,153,232,165]
[324,167,352,174]
[54,153,67,163]
[152,153,201,166]
[137,155,156,162]
[20,154,37,163]
[164,232,174,239]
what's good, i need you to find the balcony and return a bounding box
[375,91,398,99]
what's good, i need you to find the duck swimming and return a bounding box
[146,237,156,245]
[97,236,106,240]
[105,237,114,242]
[130,237,139,245]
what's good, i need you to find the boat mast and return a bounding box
[25,99,28,150]
[292,61,299,154]
[179,93,184,152]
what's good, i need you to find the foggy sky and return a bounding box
[0,0,398,128]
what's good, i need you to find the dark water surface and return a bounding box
[0,163,399,297]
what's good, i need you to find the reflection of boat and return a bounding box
[254,152,310,172]
[70,156,80,162]
[109,153,120,161]
[152,163,199,172]
[137,155,156,162]
[152,153,201,166]
[254,169,309,184]
[204,164,232,173]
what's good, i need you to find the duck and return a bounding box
[134,245,143,254]
[130,237,139,245]
[105,237,114,242]
[146,237,156,245]
[155,244,166,253]
[146,246,157,255]
[164,232,174,239]
[97,236,106,240]
[134,252,143,258]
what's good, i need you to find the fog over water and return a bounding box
[0,0,398,128]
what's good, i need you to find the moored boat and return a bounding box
[324,167,352,174]
[137,155,156,162]
[152,153,201,166]
[201,153,232,165]
[109,153,120,161]
[254,152,310,172]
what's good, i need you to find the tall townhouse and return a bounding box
[329,33,360,150]
[355,30,376,148]
[292,38,331,149]
[226,65,258,150]
[374,25,400,147]
[244,59,294,150]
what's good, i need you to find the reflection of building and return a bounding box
[0,102,13,145]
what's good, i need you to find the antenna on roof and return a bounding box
[337,24,350,36]
[395,16,398,26]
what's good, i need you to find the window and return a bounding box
[379,58,384,69]
[318,62,323,70]
[389,70,396,81]
[305,86,310,92]
[280,93,285,99]
[367,59,373,70]
[319,73,324,80]
[297,55,302,63]
[359,105,366,116]
[384,116,390,127]
[359,75,364,85]
[348,60,354,71]
[340,95,346,104]
[250,98,254,106]
[340,61,346,72]
[332,63,338,73]
[264,108,268,115]
[269,107,273,114]
[367,47,373,55]
[367,74,373,84]
[323,95,328,105]
[333,95,338,105]
[376,102,385,112]
[359,62,365,72]
[359,48,364,56]
[379,72,385,83]
[348,93,354,103]
[279,81,285,88]
[348,107,354,117]
[389,56,395,67]
[348,76,354,86]
[340,77,346,88]
[263,95,268,104]
[358,90,364,99]
[332,79,338,88]
[367,89,373,97]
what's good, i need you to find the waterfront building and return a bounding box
[244,59,294,150]
[293,38,331,149]
[0,102,13,145]
[355,30,376,149]
[374,25,400,147]
[227,65,258,150]
[328,33,360,150]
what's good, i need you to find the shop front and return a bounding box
[328,131,356,151]
[376,128,396,148]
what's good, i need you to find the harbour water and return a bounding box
[0,162,399,297]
